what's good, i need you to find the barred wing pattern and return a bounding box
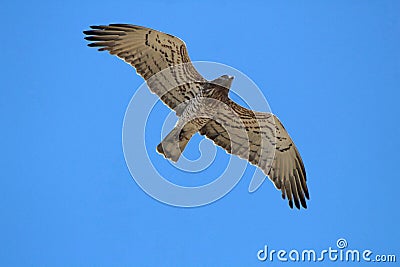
[84,24,205,114]
[84,24,309,209]
[199,101,309,209]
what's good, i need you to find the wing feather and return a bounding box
[199,101,309,209]
[84,24,205,113]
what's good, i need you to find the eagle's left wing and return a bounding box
[199,100,309,209]
[84,24,205,114]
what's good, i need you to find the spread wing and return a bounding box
[84,24,205,114]
[199,100,309,209]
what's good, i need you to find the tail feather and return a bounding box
[157,124,196,162]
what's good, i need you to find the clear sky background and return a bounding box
[1,0,399,266]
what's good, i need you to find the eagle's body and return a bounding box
[157,75,234,162]
[84,24,310,209]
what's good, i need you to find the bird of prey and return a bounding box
[84,24,310,209]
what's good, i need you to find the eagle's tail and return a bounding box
[156,122,197,162]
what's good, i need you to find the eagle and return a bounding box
[84,24,310,209]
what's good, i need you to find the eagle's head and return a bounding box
[204,75,234,100]
[212,75,234,89]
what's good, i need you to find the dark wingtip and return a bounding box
[109,23,128,27]
[289,200,293,209]
[85,36,103,41]
[90,25,104,30]
[87,43,100,47]
[156,143,164,154]
[300,198,307,209]
[294,199,300,209]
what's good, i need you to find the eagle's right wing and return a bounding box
[199,100,309,209]
[84,24,205,114]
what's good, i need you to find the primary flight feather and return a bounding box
[84,24,310,209]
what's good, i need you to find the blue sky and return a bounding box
[1,0,399,266]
